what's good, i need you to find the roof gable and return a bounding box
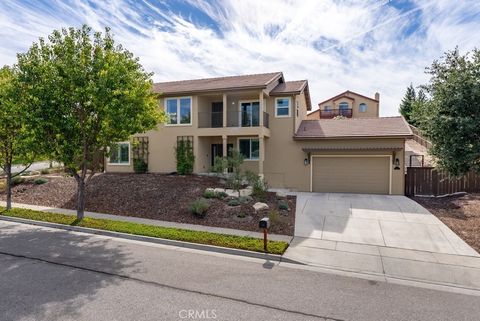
[318,90,378,106]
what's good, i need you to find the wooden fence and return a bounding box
[405,167,480,196]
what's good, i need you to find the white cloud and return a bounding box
[1,0,479,115]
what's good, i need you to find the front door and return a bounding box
[211,143,233,167]
[211,102,223,128]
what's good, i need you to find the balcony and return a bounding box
[319,108,353,119]
[198,111,270,128]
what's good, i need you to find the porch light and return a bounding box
[394,158,400,170]
[304,152,311,166]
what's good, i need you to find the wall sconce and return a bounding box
[304,152,311,166]
[394,158,400,170]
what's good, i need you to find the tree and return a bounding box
[399,84,416,124]
[0,66,39,210]
[16,26,165,219]
[418,48,480,176]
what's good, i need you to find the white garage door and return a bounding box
[312,156,391,194]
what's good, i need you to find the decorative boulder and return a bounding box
[225,189,240,197]
[253,202,269,212]
[205,188,215,194]
[239,188,253,197]
[214,188,226,194]
[276,190,287,199]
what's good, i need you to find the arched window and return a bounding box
[338,102,349,110]
[359,103,367,113]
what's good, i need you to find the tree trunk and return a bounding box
[76,178,86,220]
[5,163,12,211]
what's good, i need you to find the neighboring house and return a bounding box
[307,90,380,119]
[105,72,412,195]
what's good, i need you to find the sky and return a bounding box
[0,0,479,116]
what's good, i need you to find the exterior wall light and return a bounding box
[304,152,311,166]
[394,158,400,170]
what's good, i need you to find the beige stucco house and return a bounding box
[105,72,412,195]
[307,90,380,119]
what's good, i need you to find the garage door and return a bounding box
[312,156,390,194]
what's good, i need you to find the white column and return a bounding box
[223,93,227,128]
[258,135,264,178]
[222,135,228,174]
[259,91,264,127]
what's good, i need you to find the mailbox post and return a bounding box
[259,217,270,252]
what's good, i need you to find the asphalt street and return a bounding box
[0,220,479,321]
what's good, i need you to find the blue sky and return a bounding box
[1,0,479,116]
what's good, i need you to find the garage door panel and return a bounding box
[312,156,390,194]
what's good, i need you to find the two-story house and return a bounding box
[307,91,380,119]
[105,72,412,195]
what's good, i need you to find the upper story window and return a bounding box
[324,105,331,111]
[338,102,349,110]
[108,142,130,165]
[240,101,260,127]
[166,97,192,125]
[275,97,291,117]
[359,103,367,113]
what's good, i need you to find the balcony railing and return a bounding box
[319,108,353,119]
[198,111,270,129]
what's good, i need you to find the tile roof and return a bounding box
[153,72,283,95]
[270,80,307,94]
[294,116,413,139]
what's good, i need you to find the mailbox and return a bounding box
[259,217,270,229]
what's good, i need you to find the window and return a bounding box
[239,138,259,160]
[109,142,130,165]
[324,105,331,111]
[359,103,367,113]
[275,98,291,117]
[338,102,349,110]
[166,97,191,125]
[240,101,260,127]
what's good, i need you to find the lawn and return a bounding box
[0,206,289,254]
[413,193,480,253]
[0,173,296,235]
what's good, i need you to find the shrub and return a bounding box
[239,196,253,204]
[11,176,25,186]
[216,191,228,199]
[133,159,148,173]
[175,139,194,175]
[268,210,281,227]
[34,178,48,185]
[278,200,289,211]
[189,198,210,218]
[245,171,269,201]
[228,198,240,206]
[203,190,216,199]
[40,169,49,175]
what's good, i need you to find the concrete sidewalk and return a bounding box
[0,201,292,243]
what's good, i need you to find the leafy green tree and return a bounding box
[16,26,165,219]
[399,84,416,124]
[0,66,40,210]
[418,48,480,176]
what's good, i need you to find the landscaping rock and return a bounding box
[214,187,226,194]
[239,195,253,204]
[253,202,269,212]
[239,188,253,197]
[205,188,215,194]
[225,189,240,197]
[276,190,287,198]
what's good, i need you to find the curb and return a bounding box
[0,216,302,265]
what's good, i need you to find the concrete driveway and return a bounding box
[284,193,480,290]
